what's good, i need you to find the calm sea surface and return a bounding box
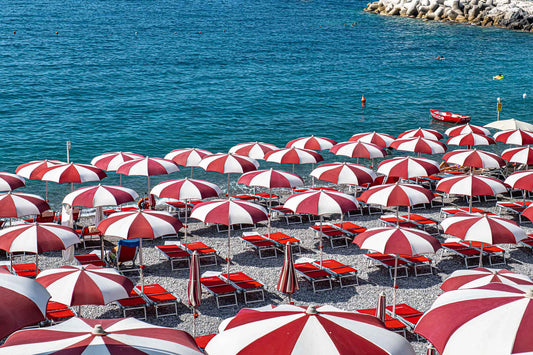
[1,0,532,206]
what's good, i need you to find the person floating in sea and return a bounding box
[436,56,445,60]
[493,74,504,80]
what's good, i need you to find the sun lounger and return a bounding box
[200,275,238,308]
[385,303,424,333]
[399,214,440,235]
[46,301,77,324]
[11,262,39,278]
[221,272,265,304]
[364,252,409,279]
[264,232,301,254]
[74,252,107,267]
[294,262,333,293]
[441,241,483,268]
[252,192,279,202]
[183,242,218,266]
[115,289,148,320]
[310,224,350,248]
[398,254,434,276]
[231,194,260,201]
[270,205,303,224]
[440,207,496,218]
[195,334,216,350]
[356,308,407,336]
[379,215,419,229]
[156,244,190,270]
[313,259,358,287]
[464,241,506,266]
[240,232,278,259]
[136,284,179,318]
[497,201,532,223]
[356,198,384,215]
[332,221,367,236]
[77,226,102,249]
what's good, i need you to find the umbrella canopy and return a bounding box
[377,156,440,179]
[349,131,396,148]
[90,152,144,171]
[283,190,359,216]
[0,172,25,192]
[0,271,50,340]
[277,243,299,303]
[229,142,278,160]
[97,210,183,240]
[398,127,443,140]
[0,317,203,354]
[494,129,533,145]
[440,267,533,292]
[359,182,435,207]
[354,226,441,256]
[414,283,533,355]
[199,153,259,174]
[151,178,222,201]
[62,184,139,208]
[522,205,533,223]
[484,118,533,131]
[165,148,212,167]
[264,147,324,165]
[116,157,179,177]
[504,170,533,192]
[15,159,64,179]
[390,137,447,155]
[206,304,415,355]
[502,146,533,165]
[329,141,387,159]
[238,169,304,189]
[310,162,376,186]
[36,265,134,306]
[286,135,337,151]
[436,174,507,198]
[442,149,506,169]
[39,163,107,183]
[0,192,50,218]
[0,223,79,254]
[447,133,495,146]
[445,124,491,137]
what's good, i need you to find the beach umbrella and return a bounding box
[286,135,337,151]
[151,178,222,243]
[0,223,80,271]
[199,153,259,196]
[15,159,64,201]
[354,226,441,315]
[205,304,416,355]
[522,205,533,223]
[376,291,386,322]
[0,172,25,192]
[484,118,533,131]
[502,146,533,165]
[390,137,447,155]
[440,213,527,266]
[0,271,50,340]
[91,151,144,185]
[229,142,278,160]
[188,251,202,337]
[36,265,134,315]
[0,317,203,354]
[39,162,107,185]
[0,192,50,218]
[165,148,212,178]
[494,129,533,145]
[447,133,495,147]
[264,147,323,173]
[238,169,304,237]
[436,173,507,212]
[398,127,443,140]
[329,141,387,164]
[277,243,299,304]
[377,156,440,179]
[440,267,533,292]
[414,283,533,355]
[310,162,376,186]
[116,157,179,199]
[445,123,490,137]
[504,170,533,205]
[190,199,268,276]
[283,190,359,263]
[443,149,506,169]
[63,184,139,208]
[349,131,396,148]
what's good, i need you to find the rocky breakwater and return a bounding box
[365,0,533,31]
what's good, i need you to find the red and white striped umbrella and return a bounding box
[504,170,533,192]
[377,156,440,179]
[349,131,396,148]
[286,135,337,151]
[205,304,415,355]
[15,159,64,201]
[445,123,490,137]
[522,205,533,223]
[494,129,533,145]
[90,152,144,171]
[310,162,376,186]
[398,127,443,140]
[502,146,533,165]
[330,141,387,160]
[0,172,25,192]
[39,163,107,183]
[447,133,495,146]
[390,137,447,155]
[415,283,533,355]
[440,267,533,292]
[97,210,183,240]
[443,149,505,169]
[359,182,435,208]
[238,169,304,189]
[36,265,134,306]
[165,148,212,166]
[264,147,323,167]
[0,223,79,254]
[0,271,50,340]
[62,184,139,208]
[0,192,50,218]
[188,251,202,337]
[199,153,259,174]
[0,317,203,355]
[229,142,278,160]
[277,243,299,303]
[116,157,179,177]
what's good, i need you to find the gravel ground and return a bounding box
[17,191,533,355]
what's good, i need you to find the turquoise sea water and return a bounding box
[1,0,532,206]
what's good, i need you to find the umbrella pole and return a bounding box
[100,235,104,264]
[184,199,189,244]
[396,206,399,226]
[392,255,398,317]
[119,174,122,186]
[191,166,194,179]
[312,163,315,187]
[147,177,151,199]
[292,164,295,174]
[140,238,144,292]
[192,307,197,337]
[35,253,38,275]
[319,215,324,266]
[268,187,272,238]
[407,206,411,220]
[523,190,526,207]
[288,293,291,305]
[45,181,49,202]
[71,182,74,193]
[469,195,473,213]
[226,226,231,277]
[479,242,484,267]
[227,174,231,198]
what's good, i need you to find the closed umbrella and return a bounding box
[188,251,202,337]
[440,267,533,292]
[375,291,386,322]
[229,142,278,160]
[165,148,212,178]
[349,131,396,148]
[0,172,25,192]
[199,153,259,196]
[277,243,299,304]
[286,135,337,151]
[398,127,443,140]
